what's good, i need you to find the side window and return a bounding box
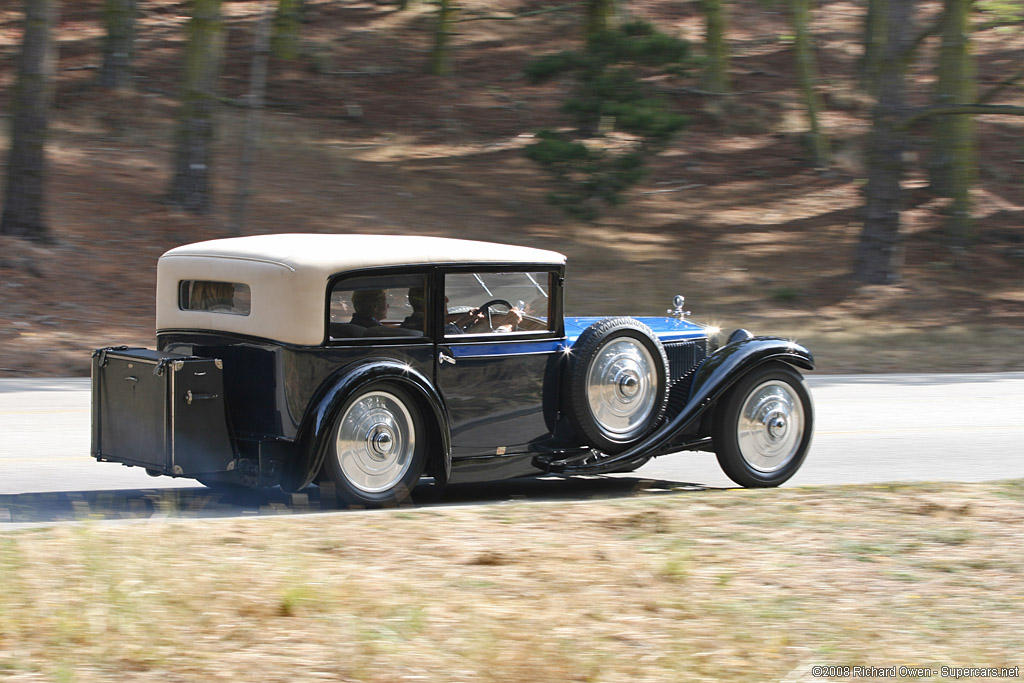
[443,272,552,336]
[329,273,427,341]
[179,281,251,316]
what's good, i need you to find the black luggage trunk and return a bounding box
[91,347,236,476]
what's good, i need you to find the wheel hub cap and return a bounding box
[586,338,657,439]
[369,427,395,458]
[334,391,416,493]
[736,381,804,473]
[768,414,787,438]
[615,371,641,400]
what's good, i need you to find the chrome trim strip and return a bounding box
[161,253,297,272]
[453,349,562,359]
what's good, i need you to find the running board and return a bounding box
[534,438,712,475]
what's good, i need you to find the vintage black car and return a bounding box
[92,234,814,506]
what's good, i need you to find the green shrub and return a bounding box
[524,22,690,219]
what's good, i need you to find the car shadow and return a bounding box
[0,476,721,525]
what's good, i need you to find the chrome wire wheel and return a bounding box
[735,380,804,473]
[333,390,416,494]
[586,337,658,441]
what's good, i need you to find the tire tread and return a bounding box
[567,317,670,454]
[713,362,813,488]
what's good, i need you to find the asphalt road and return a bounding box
[1,373,1022,522]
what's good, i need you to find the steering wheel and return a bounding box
[476,298,514,332]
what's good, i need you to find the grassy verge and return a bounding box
[2,482,1023,682]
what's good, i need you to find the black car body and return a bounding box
[92,234,814,505]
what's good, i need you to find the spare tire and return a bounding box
[567,317,669,454]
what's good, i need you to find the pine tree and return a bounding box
[855,0,912,283]
[99,0,137,89]
[585,0,620,38]
[860,0,885,91]
[524,22,689,219]
[929,0,976,242]
[168,0,224,214]
[792,0,829,167]
[1,0,58,242]
[702,0,730,94]
[231,2,274,233]
[429,0,456,75]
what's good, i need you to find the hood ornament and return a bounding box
[668,294,690,319]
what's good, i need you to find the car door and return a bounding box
[435,268,564,457]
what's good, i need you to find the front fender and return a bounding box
[690,336,814,403]
[563,337,813,471]
[283,360,451,492]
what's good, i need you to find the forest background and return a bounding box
[0,0,1022,376]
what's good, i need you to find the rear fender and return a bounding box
[283,360,451,492]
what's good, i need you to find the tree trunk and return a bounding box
[585,0,619,38]
[854,0,912,285]
[860,0,885,91]
[168,0,223,214]
[1,0,58,243]
[230,2,274,234]
[428,0,455,76]
[272,0,299,60]
[99,0,136,89]
[929,0,976,243]
[702,0,730,94]
[792,0,829,167]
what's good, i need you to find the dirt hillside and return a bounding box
[1,0,1022,376]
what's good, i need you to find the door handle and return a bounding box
[185,390,219,405]
[439,352,456,365]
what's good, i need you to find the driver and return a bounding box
[446,297,523,334]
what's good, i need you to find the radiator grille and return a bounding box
[664,340,707,385]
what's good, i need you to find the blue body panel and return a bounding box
[451,339,564,358]
[565,316,708,345]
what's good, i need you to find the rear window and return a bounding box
[178,281,252,316]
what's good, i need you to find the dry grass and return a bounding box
[1,481,1022,682]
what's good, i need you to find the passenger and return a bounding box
[400,287,426,332]
[402,289,504,335]
[190,281,235,313]
[350,289,388,328]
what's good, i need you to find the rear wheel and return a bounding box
[713,362,813,487]
[323,383,426,507]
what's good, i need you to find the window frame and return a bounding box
[323,267,435,346]
[437,264,564,341]
[177,280,252,316]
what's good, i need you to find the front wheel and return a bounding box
[323,383,427,507]
[713,362,813,488]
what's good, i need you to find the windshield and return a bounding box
[445,272,549,315]
[443,271,552,335]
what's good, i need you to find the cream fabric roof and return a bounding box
[156,233,566,346]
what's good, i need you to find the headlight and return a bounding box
[705,325,725,352]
